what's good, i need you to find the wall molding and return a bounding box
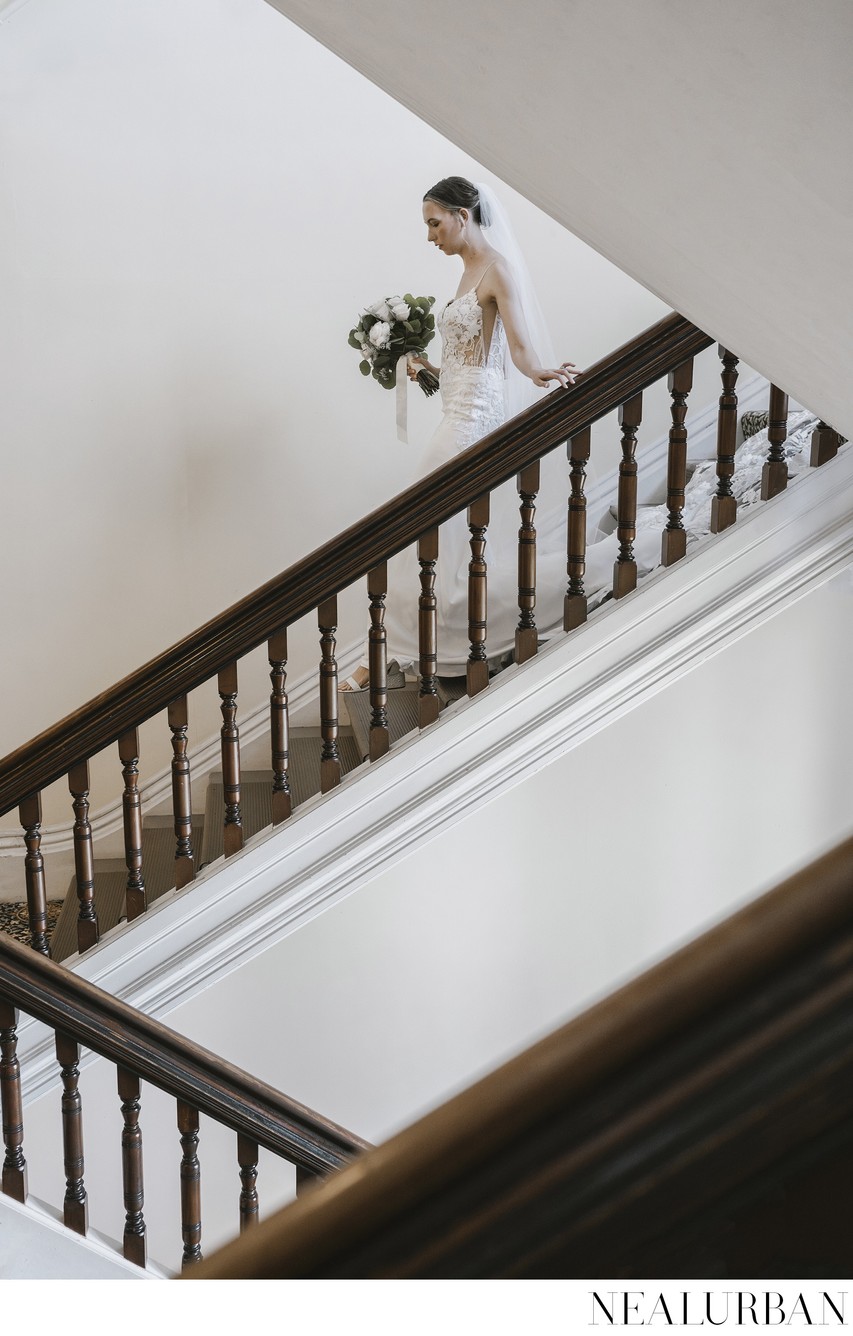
[0,369,771,865]
[0,646,362,861]
[17,444,853,1102]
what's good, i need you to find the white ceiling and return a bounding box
[265,0,853,436]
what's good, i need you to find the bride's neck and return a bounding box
[459,238,494,271]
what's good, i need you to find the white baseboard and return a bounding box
[0,639,364,866]
[17,442,853,1103]
[0,371,773,871]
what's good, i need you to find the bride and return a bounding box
[343,175,585,689]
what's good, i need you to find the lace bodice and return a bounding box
[438,288,506,374]
[436,288,507,448]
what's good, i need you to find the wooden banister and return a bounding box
[0,933,369,1174]
[0,313,712,817]
[189,834,853,1278]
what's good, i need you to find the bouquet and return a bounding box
[348,295,440,396]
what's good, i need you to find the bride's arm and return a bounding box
[487,261,576,388]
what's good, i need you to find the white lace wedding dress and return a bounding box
[378,285,612,676]
[369,286,819,681]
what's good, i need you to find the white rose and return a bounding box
[367,299,391,321]
[390,300,410,322]
[368,321,391,349]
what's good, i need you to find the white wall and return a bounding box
[0,0,682,838]
[19,566,853,1272]
[270,0,853,441]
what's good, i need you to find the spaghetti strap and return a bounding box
[472,259,497,296]
[450,259,499,304]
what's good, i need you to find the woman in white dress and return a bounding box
[343,176,581,688]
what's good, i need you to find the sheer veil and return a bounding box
[474,181,556,422]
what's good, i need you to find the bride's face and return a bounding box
[423,200,464,255]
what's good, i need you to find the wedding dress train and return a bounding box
[378,285,613,676]
[370,286,817,681]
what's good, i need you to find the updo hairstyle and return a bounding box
[423,176,492,227]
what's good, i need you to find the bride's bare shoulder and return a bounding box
[480,253,518,302]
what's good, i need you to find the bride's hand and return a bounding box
[533,362,580,389]
[407,355,428,381]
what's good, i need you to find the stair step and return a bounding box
[436,676,467,706]
[50,817,204,963]
[343,684,421,758]
[199,732,363,868]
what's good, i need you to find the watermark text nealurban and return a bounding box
[590,1291,848,1327]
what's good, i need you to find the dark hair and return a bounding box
[423,176,491,227]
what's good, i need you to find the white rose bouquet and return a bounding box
[348,295,440,396]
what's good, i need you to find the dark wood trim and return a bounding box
[188,834,853,1278]
[0,315,713,815]
[0,935,370,1176]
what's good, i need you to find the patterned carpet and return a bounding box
[0,901,63,947]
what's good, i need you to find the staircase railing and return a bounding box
[188,834,853,1279]
[0,931,369,1272]
[0,312,842,957]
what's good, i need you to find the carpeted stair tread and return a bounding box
[51,868,127,963]
[200,733,363,868]
[344,684,421,758]
[436,675,468,706]
[50,816,203,963]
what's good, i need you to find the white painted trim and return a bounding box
[0,644,363,859]
[0,1190,171,1279]
[18,445,853,1102]
[0,372,770,862]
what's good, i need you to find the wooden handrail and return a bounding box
[0,933,370,1174]
[0,313,712,816]
[189,834,853,1277]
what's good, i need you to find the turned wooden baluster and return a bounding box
[710,347,740,533]
[218,663,243,857]
[118,1067,146,1267]
[178,1100,202,1269]
[613,394,643,599]
[810,420,842,468]
[19,793,49,955]
[760,384,789,500]
[418,528,441,728]
[0,999,27,1202]
[467,495,490,696]
[56,1033,87,1234]
[269,629,292,825]
[68,761,99,953]
[118,729,147,921]
[564,427,591,631]
[515,461,540,665]
[237,1133,259,1233]
[367,564,390,761]
[168,697,195,889]
[661,360,694,568]
[318,598,341,793]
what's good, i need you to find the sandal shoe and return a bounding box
[339,661,406,693]
[340,672,369,693]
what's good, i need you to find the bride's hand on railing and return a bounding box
[533,361,580,389]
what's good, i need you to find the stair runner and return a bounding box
[26,408,830,966]
[49,731,360,963]
[45,678,472,963]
